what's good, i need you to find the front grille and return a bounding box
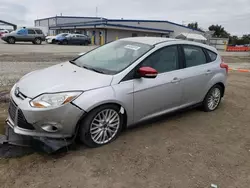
[17,110,35,130]
[8,99,35,130]
[8,99,17,121]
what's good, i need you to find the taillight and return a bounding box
[220,58,228,74]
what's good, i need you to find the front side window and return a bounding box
[141,45,179,73]
[73,40,153,74]
[183,45,207,67]
[16,28,27,35]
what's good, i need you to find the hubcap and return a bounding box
[207,88,221,110]
[90,109,120,144]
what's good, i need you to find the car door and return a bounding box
[27,29,36,41]
[133,45,184,122]
[71,34,80,44]
[15,28,28,41]
[179,44,215,106]
[77,34,86,44]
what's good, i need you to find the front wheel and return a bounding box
[79,105,123,148]
[62,40,68,45]
[202,85,222,112]
[7,37,15,44]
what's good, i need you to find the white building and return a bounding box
[35,16,205,45]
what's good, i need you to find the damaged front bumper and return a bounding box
[0,90,86,153]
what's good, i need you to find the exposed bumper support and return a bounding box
[0,122,76,154]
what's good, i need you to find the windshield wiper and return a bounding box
[82,65,105,74]
[69,60,76,64]
[69,60,82,67]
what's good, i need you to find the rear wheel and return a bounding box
[79,105,123,148]
[62,40,68,45]
[202,85,222,112]
[34,38,42,45]
[7,37,15,44]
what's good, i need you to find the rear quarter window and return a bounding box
[206,50,217,62]
[35,30,43,34]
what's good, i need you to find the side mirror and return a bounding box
[138,66,158,79]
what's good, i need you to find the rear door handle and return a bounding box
[206,70,212,75]
[171,77,181,83]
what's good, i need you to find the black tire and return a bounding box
[7,37,15,44]
[79,104,123,148]
[202,84,223,112]
[34,38,42,45]
[62,40,68,45]
[52,39,55,44]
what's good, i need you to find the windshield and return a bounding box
[73,40,153,74]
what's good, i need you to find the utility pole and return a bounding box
[96,7,98,17]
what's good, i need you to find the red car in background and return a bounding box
[0,29,9,38]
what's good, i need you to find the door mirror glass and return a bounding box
[138,66,158,78]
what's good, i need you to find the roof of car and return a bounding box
[121,37,217,53]
[120,37,179,45]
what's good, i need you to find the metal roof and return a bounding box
[35,16,204,33]
[175,33,207,41]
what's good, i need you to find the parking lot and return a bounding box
[0,41,250,188]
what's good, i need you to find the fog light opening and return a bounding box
[41,124,59,133]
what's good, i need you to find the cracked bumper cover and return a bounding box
[8,91,85,139]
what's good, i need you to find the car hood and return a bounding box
[46,36,55,39]
[16,62,113,98]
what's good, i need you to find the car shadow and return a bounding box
[47,105,203,159]
[4,42,46,45]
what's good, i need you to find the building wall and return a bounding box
[107,21,203,37]
[209,38,229,50]
[106,29,163,43]
[56,17,100,25]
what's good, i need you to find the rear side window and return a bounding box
[183,45,207,68]
[206,50,217,62]
[35,29,43,34]
[28,29,36,34]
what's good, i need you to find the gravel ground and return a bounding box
[0,42,250,188]
[0,72,250,188]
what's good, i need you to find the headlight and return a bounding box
[30,92,82,108]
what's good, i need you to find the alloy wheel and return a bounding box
[207,88,221,111]
[90,109,120,144]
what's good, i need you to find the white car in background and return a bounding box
[46,33,69,44]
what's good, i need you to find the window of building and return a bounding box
[183,45,207,67]
[132,33,138,37]
[141,45,179,73]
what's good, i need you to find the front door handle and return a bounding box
[171,77,181,83]
[206,70,212,75]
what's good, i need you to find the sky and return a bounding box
[0,0,250,36]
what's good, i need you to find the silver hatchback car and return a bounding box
[7,37,228,147]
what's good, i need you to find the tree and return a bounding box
[229,34,250,45]
[208,24,230,38]
[229,35,238,45]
